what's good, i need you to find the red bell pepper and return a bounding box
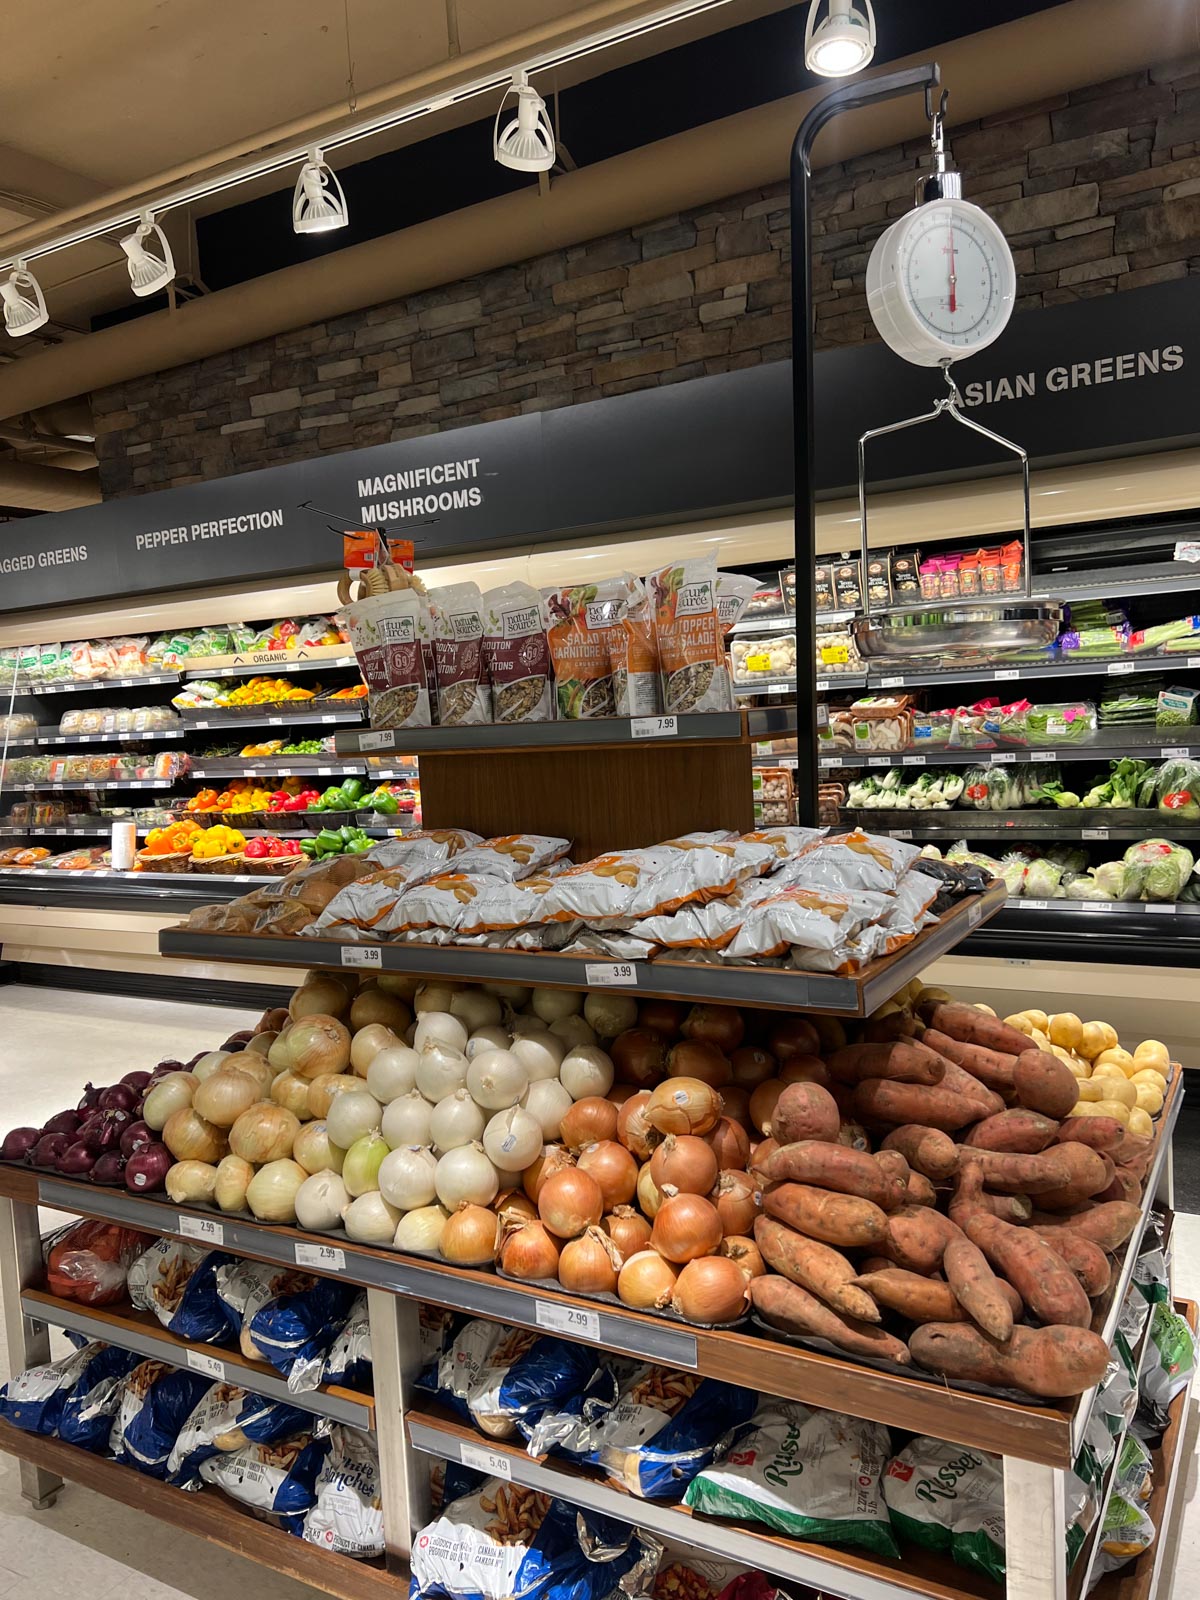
[244,838,269,860]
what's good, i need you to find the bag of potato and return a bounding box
[168,1383,311,1486]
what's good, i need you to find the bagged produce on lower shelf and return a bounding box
[199,1427,330,1534]
[682,1399,897,1555]
[321,1291,372,1387]
[45,1219,153,1306]
[57,1344,141,1452]
[1095,1492,1156,1580]
[128,1239,234,1344]
[416,1319,600,1441]
[654,1558,749,1600]
[109,1359,212,1479]
[1134,1300,1198,1441]
[0,1341,133,1438]
[302,1425,385,1556]
[168,1383,313,1485]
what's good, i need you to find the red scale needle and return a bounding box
[948,221,957,315]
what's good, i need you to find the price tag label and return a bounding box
[295,1242,346,1271]
[991,753,1016,765]
[1081,828,1109,840]
[631,716,677,740]
[1163,747,1192,759]
[890,829,913,839]
[1107,661,1135,675]
[341,946,382,969]
[968,902,983,928]
[996,669,1020,681]
[815,679,831,692]
[1188,657,1200,670]
[819,757,841,770]
[1023,899,1048,911]
[880,676,905,689]
[267,717,284,726]
[585,963,636,987]
[461,1442,512,1480]
[1031,751,1055,763]
[907,755,927,766]
[1077,901,1113,912]
[194,721,210,730]
[361,730,395,751]
[179,1215,224,1247]
[186,1349,227,1381]
[868,756,891,768]
[1145,903,1175,914]
[536,1300,601,1340]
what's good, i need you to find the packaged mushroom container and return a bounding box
[730,630,797,686]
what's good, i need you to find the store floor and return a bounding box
[0,982,1196,1599]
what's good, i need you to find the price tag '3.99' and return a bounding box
[341,946,382,969]
[536,1300,601,1341]
[584,963,636,988]
[295,1242,346,1272]
[179,1215,224,1247]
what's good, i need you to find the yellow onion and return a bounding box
[717,1084,754,1132]
[350,988,413,1036]
[603,1206,652,1258]
[193,1069,263,1129]
[748,1137,779,1180]
[636,1161,665,1219]
[289,975,352,1021]
[617,1249,678,1310]
[779,1055,832,1088]
[293,1120,346,1175]
[522,1144,574,1203]
[729,1046,776,1089]
[271,1070,314,1118]
[766,1015,821,1062]
[441,1202,499,1266]
[214,1154,255,1214]
[498,1218,560,1281]
[748,1080,786,1137]
[559,1096,620,1151]
[229,1103,300,1164]
[142,1072,196,1131]
[649,1134,718,1197]
[246,1158,308,1223]
[718,1235,766,1279]
[646,1078,722,1137]
[288,1014,352,1079]
[650,1193,722,1263]
[667,1038,732,1087]
[307,1072,360,1120]
[165,1160,218,1206]
[247,1031,276,1058]
[637,999,686,1038]
[681,1004,744,1053]
[538,1167,604,1240]
[495,1189,538,1225]
[713,1170,762,1236]
[576,1140,638,1209]
[611,1028,667,1088]
[560,1225,622,1294]
[349,1022,401,1077]
[705,1116,751,1171]
[615,1090,659,1160]
[217,1051,275,1095]
[163,1106,227,1165]
[671,1255,751,1324]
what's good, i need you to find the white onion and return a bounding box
[326,1089,383,1149]
[483,1107,543,1173]
[584,992,638,1039]
[344,1191,402,1244]
[192,1050,232,1083]
[466,1025,512,1059]
[382,1090,434,1149]
[415,1040,469,1102]
[414,1010,469,1055]
[293,1121,345,1175]
[531,987,583,1022]
[246,1159,307,1224]
[483,982,531,1006]
[378,1144,438,1210]
[366,1044,420,1104]
[295,1169,349,1231]
[450,990,503,1032]
[429,1089,486,1152]
[521,1077,573,1140]
[510,1014,555,1039]
[511,1031,565,1081]
[394,1203,448,1253]
[142,1072,196,1131]
[560,1044,615,1101]
[550,1015,597,1050]
[349,1023,400,1077]
[414,983,460,1016]
[466,1048,528,1111]
[435,1142,500,1209]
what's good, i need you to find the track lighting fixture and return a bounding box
[1,261,48,335]
[293,149,349,234]
[120,211,175,298]
[804,0,876,77]
[493,69,556,173]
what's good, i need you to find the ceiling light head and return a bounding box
[293,149,348,234]
[494,69,555,173]
[120,211,175,297]
[804,0,876,77]
[1,261,48,336]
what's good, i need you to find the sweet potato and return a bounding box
[965,1109,1059,1154]
[905,1171,938,1208]
[980,1192,1033,1225]
[880,1124,959,1182]
[1055,1117,1125,1153]
[763,1182,889,1249]
[764,1141,900,1211]
[937,1061,1006,1117]
[909,1322,1111,1398]
[879,1205,962,1274]
[1096,1168,1141,1206]
[853,1268,964,1324]
[964,1213,1092,1328]
[942,1235,1014,1341]
[1033,1145,1113,1211]
[853,1078,981,1133]
[1028,1201,1140,1251]
[750,1274,911,1364]
[948,1158,994,1231]
[1029,1225,1111,1297]
[771,1082,842,1145]
[1111,1132,1153,1176]
[1013,1049,1079,1119]
[826,1039,946,1087]
[922,1028,1017,1094]
[754,1217,880,1321]
[921,1003,1033,1058]
[967,1147,1075,1195]
[862,1013,922,1044]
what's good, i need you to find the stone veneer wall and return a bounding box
[94,58,1200,497]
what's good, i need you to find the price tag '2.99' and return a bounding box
[295,1242,346,1272]
[585,963,636,987]
[341,946,382,970]
[536,1300,601,1341]
[179,1215,224,1247]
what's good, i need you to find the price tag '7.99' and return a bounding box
[536,1300,601,1340]
[295,1242,346,1272]
[630,716,677,740]
[584,963,636,987]
[341,946,382,969]
[179,1215,224,1247]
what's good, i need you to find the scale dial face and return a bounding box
[866,198,1016,367]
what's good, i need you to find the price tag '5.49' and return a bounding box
[536,1300,601,1341]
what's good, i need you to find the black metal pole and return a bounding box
[791,61,940,826]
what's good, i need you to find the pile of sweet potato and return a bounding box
[748,991,1160,1400]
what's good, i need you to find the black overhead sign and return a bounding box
[0,276,1195,614]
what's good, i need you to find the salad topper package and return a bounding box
[529,1359,756,1500]
[346,589,433,730]
[542,578,633,720]
[45,1219,153,1307]
[609,577,659,717]
[428,583,490,727]
[109,1360,213,1478]
[685,1400,897,1556]
[322,1293,372,1388]
[482,582,554,724]
[57,1344,141,1452]
[0,1342,112,1437]
[417,1320,599,1441]
[199,1429,330,1532]
[168,1383,313,1486]
[243,1276,359,1392]
[650,555,732,714]
[302,1426,385,1557]
[128,1241,234,1344]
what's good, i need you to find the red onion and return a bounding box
[41,1110,81,1138]
[94,1109,132,1151]
[125,1143,171,1193]
[120,1120,154,1158]
[220,1032,254,1052]
[120,1070,152,1092]
[56,1142,96,1177]
[76,1083,102,1113]
[77,1114,108,1156]
[98,1084,137,1114]
[1,1128,39,1163]
[91,1152,126,1186]
[184,1052,208,1070]
[32,1133,70,1169]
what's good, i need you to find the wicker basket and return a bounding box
[136,848,192,873]
[242,854,302,877]
[189,851,248,875]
